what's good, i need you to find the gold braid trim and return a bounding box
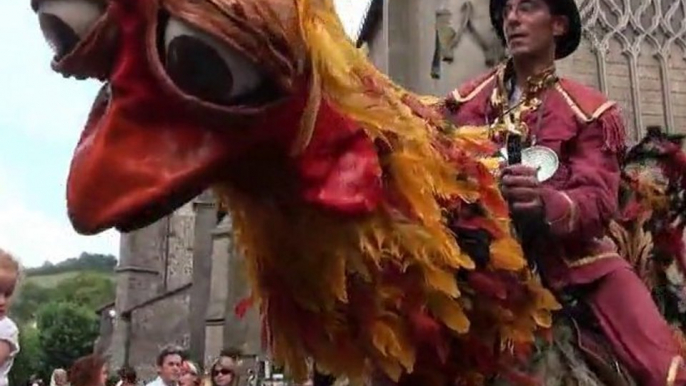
[564,252,620,268]
[667,356,683,386]
[554,83,617,123]
[450,74,497,104]
[548,191,577,234]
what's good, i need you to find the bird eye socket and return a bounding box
[36,0,105,60]
[160,15,281,107]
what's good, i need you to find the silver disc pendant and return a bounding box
[499,146,509,162]
[521,146,559,182]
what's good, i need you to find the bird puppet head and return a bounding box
[33,0,412,234]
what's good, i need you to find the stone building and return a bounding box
[96,0,686,380]
[95,190,261,380]
[358,0,686,140]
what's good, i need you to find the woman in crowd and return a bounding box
[117,366,137,386]
[68,354,108,386]
[209,350,238,386]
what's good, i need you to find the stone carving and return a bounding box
[431,1,506,79]
[579,0,686,135]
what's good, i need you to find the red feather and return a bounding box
[235,296,254,319]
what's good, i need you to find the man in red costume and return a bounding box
[445,0,686,384]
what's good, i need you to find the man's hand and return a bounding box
[500,164,544,214]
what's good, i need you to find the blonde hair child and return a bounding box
[0,249,20,386]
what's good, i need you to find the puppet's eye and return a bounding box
[162,17,273,106]
[36,0,104,60]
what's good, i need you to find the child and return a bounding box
[0,249,20,386]
[179,361,201,386]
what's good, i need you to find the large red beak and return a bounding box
[67,85,233,234]
[68,87,308,235]
[68,82,304,235]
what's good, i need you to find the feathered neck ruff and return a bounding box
[213,0,560,384]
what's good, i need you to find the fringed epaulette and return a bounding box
[597,106,627,154]
[555,78,626,154]
[446,68,499,107]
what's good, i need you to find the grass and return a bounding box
[23,271,115,288]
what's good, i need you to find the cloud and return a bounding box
[0,2,115,268]
[0,164,119,268]
[0,1,101,144]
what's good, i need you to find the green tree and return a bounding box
[9,324,42,386]
[10,282,52,324]
[26,253,117,276]
[11,272,115,325]
[36,302,99,371]
[53,272,115,310]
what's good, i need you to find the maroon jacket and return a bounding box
[446,66,631,290]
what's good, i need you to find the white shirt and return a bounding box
[0,317,19,386]
[146,377,175,386]
[510,85,523,106]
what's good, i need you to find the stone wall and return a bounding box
[126,285,192,382]
[204,216,232,366]
[557,0,686,139]
[364,0,505,96]
[165,203,195,291]
[204,214,262,368]
[100,188,222,376]
[94,303,115,357]
[116,221,166,308]
[361,0,686,137]
[105,201,198,374]
[108,220,167,370]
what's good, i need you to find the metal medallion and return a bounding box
[521,146,559,182]
[499,146,509,162]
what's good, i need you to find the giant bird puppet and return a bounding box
[30,0,686,384]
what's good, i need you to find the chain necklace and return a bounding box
[488,62,559,145]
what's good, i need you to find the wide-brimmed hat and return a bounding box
[489,0,582,59]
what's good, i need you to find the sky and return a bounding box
[0,0,371,268]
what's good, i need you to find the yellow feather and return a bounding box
[370,318,416,372]
[371,321,402,358]
[450,125,491,141]
[429,293,470,334]
[423,265,461,298]
[375,355,403,382]
[533,309,553,329]
[489,237,527,271]
[528,279,562,311]
[479,157,503,173]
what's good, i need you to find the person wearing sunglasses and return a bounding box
[209,348,240,386]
